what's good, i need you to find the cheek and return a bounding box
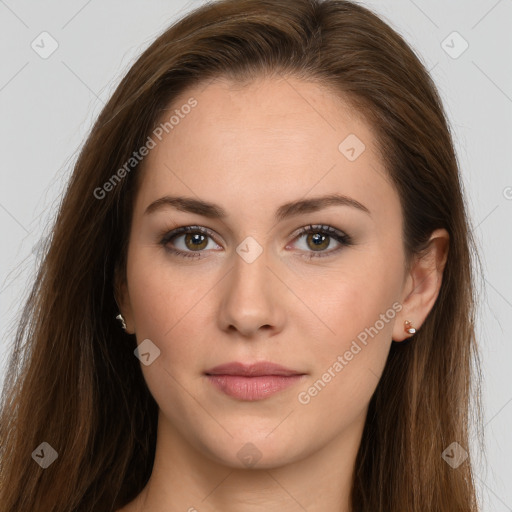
[127,243,190,328]
[125,254,208,415]
[293,287,396,423]
[304,256,401,341]
[295,251,403,391]
[126,248,217,371]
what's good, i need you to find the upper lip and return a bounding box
[205,361,305,377]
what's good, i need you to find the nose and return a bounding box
[217,246,286,338]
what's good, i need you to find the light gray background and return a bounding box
[1,0,511,509]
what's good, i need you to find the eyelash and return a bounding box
[159,224,352,260]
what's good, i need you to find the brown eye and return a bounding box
[291,224,352,259]
[183,233,208,251]
[160,226,221,259]
[305,232,330,251]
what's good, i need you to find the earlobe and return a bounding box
[392,228,449,342]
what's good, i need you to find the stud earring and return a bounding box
[116,313,127,330]
[404,320,416,335]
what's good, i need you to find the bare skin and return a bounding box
[116,75,448,512]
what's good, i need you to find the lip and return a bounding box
[205,361,304,377]
[205,361,306,401]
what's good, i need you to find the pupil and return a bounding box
[186,233,206,250]
[308,232,329,251]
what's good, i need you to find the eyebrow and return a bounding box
[144,193,371,220]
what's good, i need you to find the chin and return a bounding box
[199,430,306,470]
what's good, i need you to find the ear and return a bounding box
[392,228,449,342]
[113,264,136,334]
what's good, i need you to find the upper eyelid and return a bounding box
[162,225,219,243]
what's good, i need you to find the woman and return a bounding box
[0,0,483,510]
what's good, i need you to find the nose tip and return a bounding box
[218,252,285,338]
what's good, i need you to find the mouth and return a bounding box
[204,361,307,401]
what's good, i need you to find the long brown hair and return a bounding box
[0,0,484,510]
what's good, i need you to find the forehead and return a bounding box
[135,75,397,221]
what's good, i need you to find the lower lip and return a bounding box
[206,374,305,401]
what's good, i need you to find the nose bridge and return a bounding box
[230,239,272,308]
[218,237,284,335]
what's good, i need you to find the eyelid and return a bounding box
[288,224,352,259]
[159,223,352,259]
[288,224,349,242]
[160,225,219,242]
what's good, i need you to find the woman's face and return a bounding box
[121,75,410,468]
